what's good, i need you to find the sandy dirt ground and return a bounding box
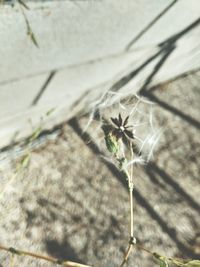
[0,70,200,267]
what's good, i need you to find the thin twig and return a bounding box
[119,244,132,267]
[0,245,91,267]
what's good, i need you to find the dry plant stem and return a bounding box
[120,244,155,267]
[0,245,91,267]
[9,253,15,267]
[119,244,133,267]
[136,245,153,255]
[119,181,134,267]
[119,143,134,267]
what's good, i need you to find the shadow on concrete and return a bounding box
[125,0,178,50]
[19,195,88,263]
[139,17,200,94]
[45,237,83,263]
[139,92,200,130]
[31,71,56,106]
[109,17,200,97]
[146,162,200,214]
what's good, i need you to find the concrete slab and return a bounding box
[0,0,172,83]
[0,74,48,118]
[38,49,151,106]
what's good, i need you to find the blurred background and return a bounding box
[0,0,200,266]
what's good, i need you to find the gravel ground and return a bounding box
[0,70,200,267]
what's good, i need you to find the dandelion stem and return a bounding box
[119,186,134,267]
[129,188,134,238]
[129,141,134,238]
[119,142,135,267]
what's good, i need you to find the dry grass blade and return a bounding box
[19,1,39,47]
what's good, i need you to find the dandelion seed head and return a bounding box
[85,90,162,165]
